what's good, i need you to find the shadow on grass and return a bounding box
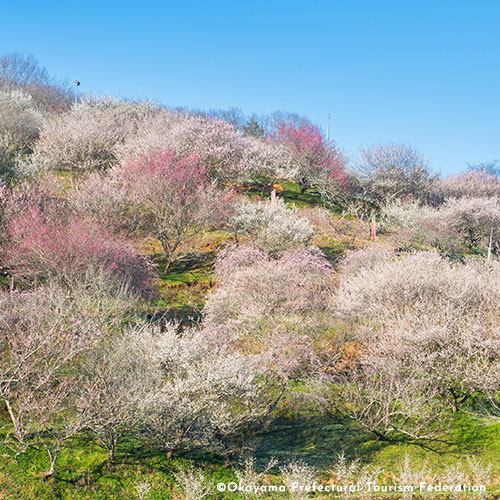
[280,187,324,208]
[1,410,498,498]
[156,250,218,285]
[240,177,326,209]
[144,250,219,325]
[250,415,386,468]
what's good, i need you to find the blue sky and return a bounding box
[2,0,499,175]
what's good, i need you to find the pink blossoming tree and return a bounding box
[1,192,154,293]
[115,112,248,182]
[112,149,231,270]
[271,117,346,194]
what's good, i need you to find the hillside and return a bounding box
[0,87,499,499]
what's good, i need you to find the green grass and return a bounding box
[150,249,217,319]
[241,176,327,209]
[278,181,325,209]
[0,271,9,288]
[318,241,358,265]
[252,415,383,466]
[253,412,500,468]
[144,230,232,318]
[0,429,242,499]
[1,412,499,499]
[157,251,216,286]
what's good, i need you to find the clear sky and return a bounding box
[1,0,499,175]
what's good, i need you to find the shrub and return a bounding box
[378,200,466,253]
[0,176,62,234]
[110,148,231,269]
[0,52,74,110]
[30,97,159,172]
[173,466,213,500]
[0,89,42,180]
[0,182,10,241]
[241,135,291,180]
[376,199,500,254]
[389,216,465,254]
[437,169,500,200]
[204,246,335,447]
[115,111,247,181]
[338,245,394,276]
[271,117,346,194]
[113,109,184,162]
[233,457,278,499]
[336,251,499,336]
[279,459,316,498]
[394,455,492,499]
[442,196,499,253]
[329,452,384,493]
[0,286,103,477]
[135,323,262,457]
[78,325,157,464]
[330,347,448,441]
[165,115,247,181]
[69,170,129,229]
[1,194,155,293]
[230,197,313,252]
[133,482,153,500]
[300,207,369,250]
[378,200,439,233]
[67,267,144,327]
[205,245,334,381]
[357,142,435,203]
[330,252,500,439]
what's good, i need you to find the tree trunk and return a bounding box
[42,449,59,481]
[371,429,387,441]
[3,399,22,442]
[160,236,180,273]
[108,443,115,465]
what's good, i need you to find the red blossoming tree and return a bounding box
[1,201,154,293]
[271,117,346,194]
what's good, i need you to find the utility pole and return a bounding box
[326,114,331,142]
[74,80,80,105]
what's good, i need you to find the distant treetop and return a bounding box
[0,52,74,111]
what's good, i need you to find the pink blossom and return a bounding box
[271,117,346,194]
[2,196,155,293]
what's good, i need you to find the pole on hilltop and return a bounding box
[75,80,80,105]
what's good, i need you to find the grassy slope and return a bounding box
[1,180,499,499]
[1,414,498,498]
